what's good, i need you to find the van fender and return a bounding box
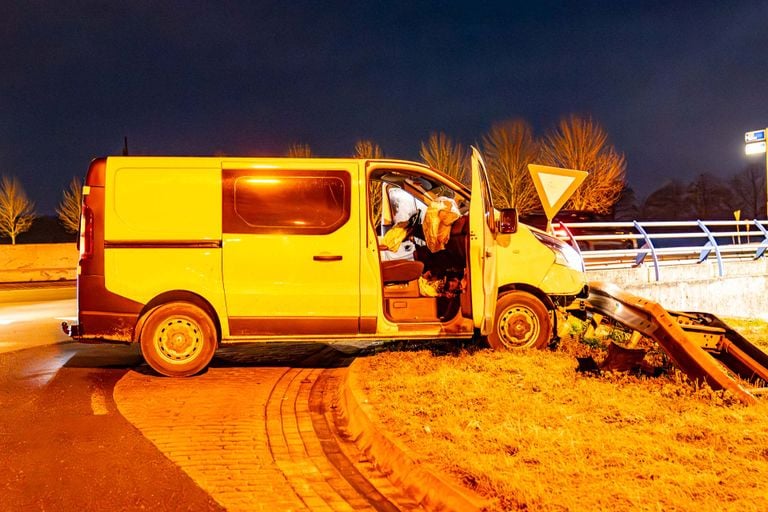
[497,283,555,312]
[494,283,560,347]
[136,290,222,345]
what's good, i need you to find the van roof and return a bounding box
[91,155,470,196]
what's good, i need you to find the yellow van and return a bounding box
[63,149,587,376]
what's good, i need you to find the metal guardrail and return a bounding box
[551,219,768,281]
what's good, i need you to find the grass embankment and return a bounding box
[355,318,768,511]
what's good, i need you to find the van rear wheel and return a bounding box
[488,291,552,350]
[139,302,217,377]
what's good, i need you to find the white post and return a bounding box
[744,128,768,220]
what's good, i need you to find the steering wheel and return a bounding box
[407,211,421,229]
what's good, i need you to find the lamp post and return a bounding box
[745,128,768,219]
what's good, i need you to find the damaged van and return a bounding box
[63,148,587,376]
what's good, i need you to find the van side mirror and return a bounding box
[498,208,518,234]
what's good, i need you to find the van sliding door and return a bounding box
[221,164,361,337]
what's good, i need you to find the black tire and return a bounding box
[487,291,552,350]
[139,302,217,377]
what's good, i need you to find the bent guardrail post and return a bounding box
[557,222,583,257]
[633,221,660,281]
[696,220,724,277]
[753,220,768,259]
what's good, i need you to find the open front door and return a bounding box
[469,147,498,334]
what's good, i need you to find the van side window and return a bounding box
[223,169,351,234]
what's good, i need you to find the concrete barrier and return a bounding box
[588,259,768,320]
[0,243,77,282]
[0,244,764,319]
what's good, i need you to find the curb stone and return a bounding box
[339,360,491,512]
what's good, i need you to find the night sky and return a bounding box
[3,1,768,214]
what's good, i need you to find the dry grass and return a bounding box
[354,318,768,511]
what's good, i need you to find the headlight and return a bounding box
[532,231,585,272]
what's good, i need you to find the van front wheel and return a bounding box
[488,291,552,350]
[139,302,217,377]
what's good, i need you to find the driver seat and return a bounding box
[381,260,423,284]
[381,260,423,298]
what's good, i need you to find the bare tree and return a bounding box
[640,180,690,220]
[355,140,385,225]
[613,185,640,221]
[353,139,383,159]
[729,164,765,219]
[686,173,734,220]
[286,143,312,157]
[57,176,82,233]
[481,119,540,213]
[0,175,36,244]
[419,132,468,185]
[539,115,626,214]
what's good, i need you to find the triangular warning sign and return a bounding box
[528,164,588,220]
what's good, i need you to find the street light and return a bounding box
[745,128,768,219]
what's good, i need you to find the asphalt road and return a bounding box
[0,288,418,511]
[0,342,225,511]
[0,287,222,510]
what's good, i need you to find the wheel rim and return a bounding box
[497,304,541,349]
[154,317,202,364]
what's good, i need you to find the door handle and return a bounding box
[313,255,343,262]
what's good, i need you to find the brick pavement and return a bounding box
[115,366,303,511]
[113,354,419,511]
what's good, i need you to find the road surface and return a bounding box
[0,287,419,511]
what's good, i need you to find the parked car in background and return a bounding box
[519,210,637,251]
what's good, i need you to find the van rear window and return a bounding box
[223,170,351,234]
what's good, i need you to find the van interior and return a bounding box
[370,170,473,330]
